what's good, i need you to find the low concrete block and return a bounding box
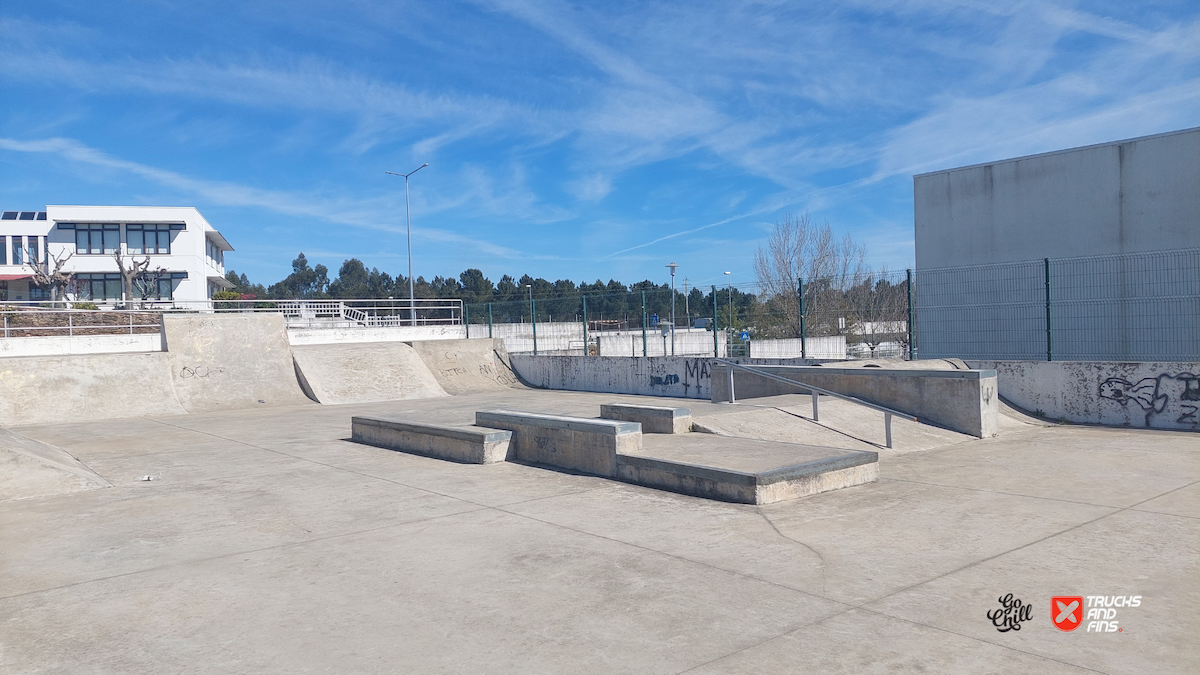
[600,403,691,434]
[352,417,512,464]
[475,410,641,477]
[615,449,878,505]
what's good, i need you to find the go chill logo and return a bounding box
[1053,595,1141,633]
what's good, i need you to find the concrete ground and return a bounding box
[2,390,1197,674]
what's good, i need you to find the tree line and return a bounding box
[221,253,756,327]
[223,213,911,350]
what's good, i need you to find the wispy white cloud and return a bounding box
[0,136,551,259]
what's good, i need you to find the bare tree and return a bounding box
[845,271,909,357]
[27,250,75,303]
[113,252,169,308]
[752,213,867,339]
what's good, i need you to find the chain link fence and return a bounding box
[916,248,1199,362]
[464,248,1196,361]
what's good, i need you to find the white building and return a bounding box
[0,205,234,304]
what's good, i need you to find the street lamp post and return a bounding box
[385,162,428,325]
[666,262,678,356]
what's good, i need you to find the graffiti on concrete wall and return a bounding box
[1099,373,1199,427]
[640,358,713,398]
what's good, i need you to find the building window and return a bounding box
[127,224,175,255]
[74,273,124,301]
[0,236,6,265]
[74,224,119,255]
[29,237,40,264]
[12,237,21,265]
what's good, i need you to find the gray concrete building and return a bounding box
[911,127,1199,362]
[914,126,1200,268]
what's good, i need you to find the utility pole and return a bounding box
[682,278,690,327]
[666,262,678,356]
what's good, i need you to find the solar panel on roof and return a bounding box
[0,212,16,220]
[18,212,35,220]
[36,212,47,220]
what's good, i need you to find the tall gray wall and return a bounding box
[912,127,1200,362]
[914,126,1200,267]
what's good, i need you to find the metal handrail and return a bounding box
[715,358,916,448]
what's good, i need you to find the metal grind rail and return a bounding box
[715,359,917,448]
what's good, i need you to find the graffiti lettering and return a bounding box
[682,359,711,396]
[180,365,223,379]
[649,373,680,387]
[1099,373,1199,427]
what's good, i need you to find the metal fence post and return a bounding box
[906,268,915,361]
[1044,257,1052,361]
[711,285,718,357]
[487,302,493,338]
[641,290,647,357]
[532,298,538,356]
[464,304,470,339]
[582,295,589,356]
[798,277,807,359]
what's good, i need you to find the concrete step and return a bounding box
[617,433,878,505]
[351,417,512,464]
[475,410,641,477]
[599,403,691,433]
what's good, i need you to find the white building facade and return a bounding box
[0,205,233,304]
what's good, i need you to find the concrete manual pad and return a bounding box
[618,433,878,504]
[351,416,512,464]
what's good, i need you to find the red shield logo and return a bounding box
[1052,596,1084,631]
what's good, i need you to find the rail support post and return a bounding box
[885,412,893,449]
[812,389,819,421]
[728,367,735,404]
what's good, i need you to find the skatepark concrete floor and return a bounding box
[2,389,1197,674]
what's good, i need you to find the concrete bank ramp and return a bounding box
[0,352,185,426]
[407,338,523,395]
[0,428,111,502]
[292,342,449,404]
[162,314,312,412]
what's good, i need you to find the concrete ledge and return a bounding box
[352,417,512,464]
[600,403,692,433]
[710,363,999,437]
[475,410,642,476]
[615,449,878,504]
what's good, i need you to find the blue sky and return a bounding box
[1,1,1197,291]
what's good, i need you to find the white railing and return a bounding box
[0,298,465,330]
[0,307,163,338]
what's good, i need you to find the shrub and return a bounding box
[71,302,99,310]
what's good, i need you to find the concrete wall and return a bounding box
[0,352,186,425]
[597,329,723,357]
[510,356,832,400]
[970,360,1200,431]
[710,364,999,438]
[915,126,1200,267]
[289,324,467,345]
[750,336,845,360]
[0,333,162,357]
